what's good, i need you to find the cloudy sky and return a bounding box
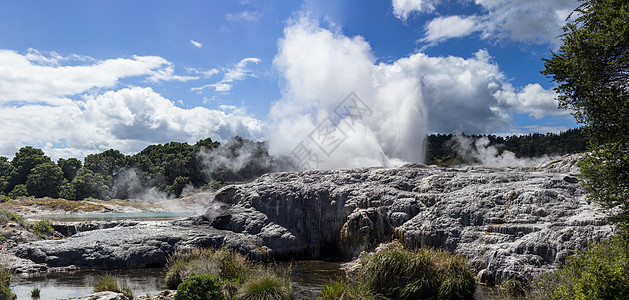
[0,0,579,162]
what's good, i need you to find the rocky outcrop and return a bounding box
[66,291,127,300]
[202,156,612,282]
[14,155,612,283]
[14,221,267,271]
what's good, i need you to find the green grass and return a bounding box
[318,279,374,300]
[536,224,629,300]
[237,271,293,300]
[30,287,40,298]
[166,247,251,290]
[93,274,132,300]
[358,243,475,299]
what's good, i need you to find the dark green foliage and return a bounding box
[542,0,629,222]
[84,149,130,186]
[62,168,110,200]
[8,184,28,199]
[0,157,12,195]
[0,263,14,300]
[578,142,629,222]
[537,224,629,300]
[542,0,628,145]
[7,146,51,193]
[57,158,82,181]
[165,247,250,290]
[425,128,588,166]
[174,273,225,300]
[359,244,475,299]
[166,176,192,198]
[26,161,64,198]
[32,219,54,237]
[30,287,40,298]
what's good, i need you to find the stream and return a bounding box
[11,261,345,299]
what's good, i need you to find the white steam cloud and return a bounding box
[451,135,553,167]
[268,15,426,170]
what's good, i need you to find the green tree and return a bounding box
[64,168,110,200]
[84,149,130,184]
[26,161,64,198]
[8,146,51,192]
[0,157,12,194]
[542,0,629,221]
[57,157,82,181]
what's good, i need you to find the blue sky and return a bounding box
[0,0,580,164]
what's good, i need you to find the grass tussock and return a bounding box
[535,224,629,300]
[93,273,133,300]
[318,279,374,300]
[358,243,475,300]
[237,271,293,300]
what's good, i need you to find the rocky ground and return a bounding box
[0,155,615,299]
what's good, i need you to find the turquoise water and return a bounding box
[35,212,195,222]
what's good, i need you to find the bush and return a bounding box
[32,219,54,237]
[0,264,15,300]
[359,243,475,299]
[0,209,27,228]
[165,247,250,290]
[237,271,293,300]
[537,224,629,300]
[174,273,224,300]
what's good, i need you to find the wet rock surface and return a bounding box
[13,155,612,282]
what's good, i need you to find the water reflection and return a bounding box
[11,261,344,299]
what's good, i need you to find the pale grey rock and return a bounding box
[13,155,611,283]
[65,291,127,300]
[203,155,611,282]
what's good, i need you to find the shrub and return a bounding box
[32,219,54,237]
[0,209,27,228]
[0,264,14,300]
[359,243,475,299]
[165,247,250,290]
[237,271,293,300]
[537,224,629,300]
[174,273,224,300]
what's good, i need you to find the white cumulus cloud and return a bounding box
[422,15,479,44]
[0,87,264,160]
[269,16,567,170]
[392,0,439,20]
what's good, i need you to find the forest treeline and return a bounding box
[0,137,273,201]
[0,128,587,201]
[425,127,587,165]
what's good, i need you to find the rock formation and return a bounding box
[14,155,612,283]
